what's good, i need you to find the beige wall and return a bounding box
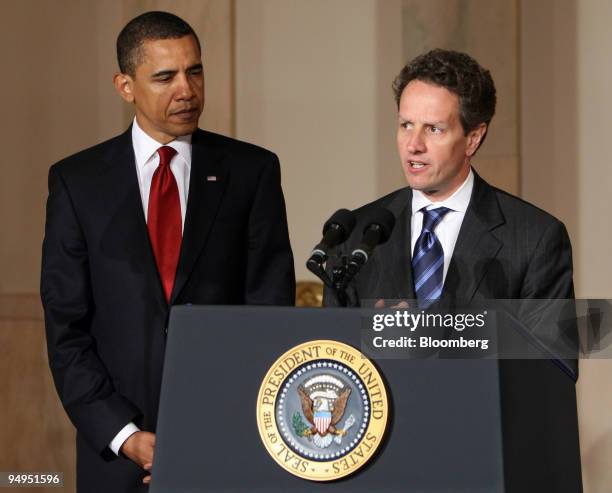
[401,0,520,195]
[235,0,403,281]
[521,1,612,491]
[0,0,125,295]
[521,0,579,270]
[576,0,612,299]
[575,1,612,491]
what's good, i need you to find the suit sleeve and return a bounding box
[244,153,295,305]
[40,165,140,457]
[519,219,578,379]
[520,219,574,299]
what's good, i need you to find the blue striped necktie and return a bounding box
[412,207,451,309]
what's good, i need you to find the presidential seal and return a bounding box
[256,340,388,481]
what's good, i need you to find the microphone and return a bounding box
[307,209,356,269]
[345,208,395,282]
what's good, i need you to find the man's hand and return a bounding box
[143,463,153,485]
[375,299,410,309]
[121,431,155,468]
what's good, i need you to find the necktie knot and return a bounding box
[421,207,451,233]
[157,146,177,168]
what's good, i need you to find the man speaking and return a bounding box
[324,49,581,491]
[41,11,294,492]
[326,49,573,318]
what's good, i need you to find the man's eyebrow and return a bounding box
[187,62,203,71]
[398,115,448,126]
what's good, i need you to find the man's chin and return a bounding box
[403,174,430,191]
[404,177,444,199]
[168,121,198,137]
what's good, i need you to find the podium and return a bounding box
[150,306,582,492]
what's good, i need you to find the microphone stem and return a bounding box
[331,257,355,307]
[306,259,334,288]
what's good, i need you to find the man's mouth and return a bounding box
[173,108,196,114]
[409,160,428,169]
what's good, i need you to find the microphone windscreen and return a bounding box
[322,209,356,240]
[362,208,396,243]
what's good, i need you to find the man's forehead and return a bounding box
[139,36,201,66]
[399,81,460,121]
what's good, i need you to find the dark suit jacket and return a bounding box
[324,171,583,492]
[41,127,295,492]
[328,171,573,305]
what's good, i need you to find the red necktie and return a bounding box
[147,146,182,303]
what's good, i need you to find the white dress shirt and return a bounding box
[410,169,474,284]
[132,116,192,229]
[109,117,193,456]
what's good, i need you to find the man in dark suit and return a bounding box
[41,12,295,492]
[325,49,582,491]
[326,48,573,328]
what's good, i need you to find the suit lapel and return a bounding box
[378,188,417,300]
[99,129,166,303]
[170,130,228,303]
[441,171,504,305]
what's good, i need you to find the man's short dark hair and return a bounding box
[117,11,201,77]
[392,49,496,136]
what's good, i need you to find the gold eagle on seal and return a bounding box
[297,383,351,438]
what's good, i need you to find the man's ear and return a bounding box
[113,73,135,103]
[466,123,487,157]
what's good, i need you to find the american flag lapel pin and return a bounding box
[206,176,217,181]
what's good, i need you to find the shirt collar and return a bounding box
[412,168,474,214]
[131,116,192,169]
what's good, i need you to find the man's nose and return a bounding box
[406,129,426,154]
[175,73,195,100]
